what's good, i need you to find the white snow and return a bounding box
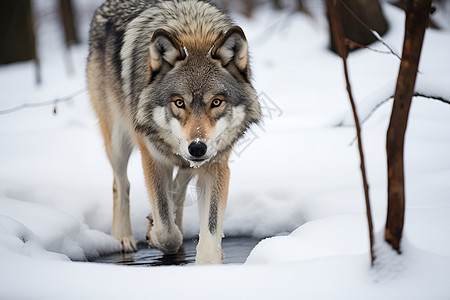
[1,2,450,299]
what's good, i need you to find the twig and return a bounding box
[340,0,401,61]
[360,93,450,127]
[345,38,393,55]
[413,93,450,106]
[347,93,450,146]
[0,87,87,115]
[326,0,375,266]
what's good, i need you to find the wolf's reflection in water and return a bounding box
[93,237,261,267]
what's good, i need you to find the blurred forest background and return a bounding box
[1,0,449,84]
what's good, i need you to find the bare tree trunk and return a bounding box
[327,0,388,53]
[390,0,440,29]
[385,0,432,252]
[28,1,40,84]
[326,0,375,265]
[59,0,79,75]
[0,1,35,63]
[0,0,40,83]
[59,0,79,46]
[272,0,283,10]
[242,0,256,18]
[297,0,306,13]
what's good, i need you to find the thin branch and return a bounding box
[345,38,394,55]
[326,0,375,266]
[0,87,87,115]
[413,93,450,105]
[362,96,393,125]
[339,0,402,61]
[360,93,450,126]
[347,93,450,146]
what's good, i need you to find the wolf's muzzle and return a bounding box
[188,141,207,158]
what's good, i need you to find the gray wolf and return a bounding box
[87,0,261,264]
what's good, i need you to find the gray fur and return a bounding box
[87,0,261,263]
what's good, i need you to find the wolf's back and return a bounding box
[88,0,150,80]
[88,0,231,62]
[89,0,148,50]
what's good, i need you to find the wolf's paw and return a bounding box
[115,236,137,253]
[148,225,183,254]
[195,243,224,265]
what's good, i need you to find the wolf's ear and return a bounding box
[212,26,250,81]
[148,29,186,75]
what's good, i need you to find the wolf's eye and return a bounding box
[211,99,223,108]
[174,99,185,108]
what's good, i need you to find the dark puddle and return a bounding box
[91,237,261,267]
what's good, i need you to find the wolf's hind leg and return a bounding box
[170,169,194,234]
[108,123,136,252]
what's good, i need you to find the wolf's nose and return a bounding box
[188,141,207,158]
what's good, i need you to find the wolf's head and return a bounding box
[135,26,261,167]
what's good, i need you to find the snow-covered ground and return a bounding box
[1,2,449,299]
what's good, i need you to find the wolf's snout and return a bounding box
[188,141,207,158]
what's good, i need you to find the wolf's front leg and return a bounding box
[137,137,183,254]
[196,160,230,264]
